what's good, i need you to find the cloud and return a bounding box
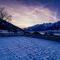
[6,6,57,28]
[0,0,55,6]
[0,0,58,28]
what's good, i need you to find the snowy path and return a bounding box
[0,36,60,60]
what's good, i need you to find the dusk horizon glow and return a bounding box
[0,0,60,28]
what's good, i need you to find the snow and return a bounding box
[0,30,9,33]
[0,36,60,60]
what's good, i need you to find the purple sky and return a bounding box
[0,0,60,28]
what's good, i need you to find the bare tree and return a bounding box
[0,7,12,22]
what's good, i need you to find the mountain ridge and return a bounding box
[24,21,60,32]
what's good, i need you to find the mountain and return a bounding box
[24,21,60,32]
[50,21,60,30]
[0,18,24,32]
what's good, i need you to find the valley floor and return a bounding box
[0,36,60,60]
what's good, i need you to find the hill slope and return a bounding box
[24,21,60,32]
[0,19,24,32]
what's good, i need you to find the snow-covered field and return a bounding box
[0,36,60,60]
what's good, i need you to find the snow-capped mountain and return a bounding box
[24,21,60,32]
